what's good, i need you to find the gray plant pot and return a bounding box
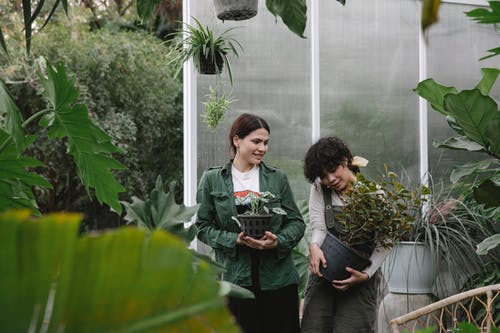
[382,241,437,294]
[213,0,258,21]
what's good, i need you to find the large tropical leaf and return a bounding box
[414,78,458,115]
[432,136,485,152]
[474,68,500,95]
[466,1,500,24]
[123,176,198,243]
[0,79,25,153]
[37,60,126,213]
[476,233,500,255]
[485,118,500,155]
[0,130,52,214]
[450,159,498,183]
[443,89,500,149]
[0,210,240,333]
[266,0,307,38]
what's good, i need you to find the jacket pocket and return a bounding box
[210,191,236,230]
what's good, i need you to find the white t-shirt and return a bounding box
[232,165,260,205]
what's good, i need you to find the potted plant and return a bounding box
[231,191,287,238]
[213,0,258,21]
[383,185,494,294]
[319,169,429,282]
[170,17,243,85]
[202,86,236,132]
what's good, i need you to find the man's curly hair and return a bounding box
[303,136,359,183]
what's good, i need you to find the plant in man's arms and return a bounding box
[335,169,430,254]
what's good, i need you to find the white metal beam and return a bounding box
[183,4,197,207]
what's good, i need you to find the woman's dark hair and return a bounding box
[228,113,270,156]
[303,136,359,183]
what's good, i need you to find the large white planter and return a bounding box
[382,241,436,294]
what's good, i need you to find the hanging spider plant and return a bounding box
[169,17,243,85]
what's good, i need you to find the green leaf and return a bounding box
[0,80,25,153]
[452,321,481,333]
[0,211,239,333]
[39,0,62,31]
[37,60,126,213]
[433,136,485,152]
[414,78,458,115]
[450,159,496,183]
[22,0,32,56]
[476,233,500,255]
[0,27,7,55]
[485,118,500,155]
[218,281,255,299]
[474,68,500,95]
[466,2,500,24]
[474,178,500,208]
[136,0,162,21]
[444,89,500,148]
[0,130,52,214]
[479,47,500,61]
[421,0,441,31]
[266,0,307,38]
[122,176,198,243]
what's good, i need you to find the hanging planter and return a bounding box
[199,53,224,75]
[213,0,258,21]
[170,17,243,86]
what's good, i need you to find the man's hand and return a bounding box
[236,231,278,250]
[309,243,327,277]
[331,267,369,291]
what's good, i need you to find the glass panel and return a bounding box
[192,1,312,200]
[427,3,500,184]
[319,0,420,182]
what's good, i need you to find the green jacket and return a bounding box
[196,161,305,290]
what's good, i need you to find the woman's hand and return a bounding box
[331,267,369,291]
[236,231,278,250]
[309,243,327,277]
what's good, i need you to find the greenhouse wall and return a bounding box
[183,0,500,205]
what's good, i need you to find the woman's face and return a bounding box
[233,128,270,167]
[320,162,356,192]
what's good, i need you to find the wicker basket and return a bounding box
[238,214,272,238]
[213,0,258,21]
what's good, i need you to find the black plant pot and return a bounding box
[198,53,224,75]
[319,233,372,282]
[213,0,258,21]
[238,214,272,238]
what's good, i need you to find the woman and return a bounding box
[196,113,305,333]
[300,136,389,333]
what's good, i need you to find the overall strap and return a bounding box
[321,185,337,231]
